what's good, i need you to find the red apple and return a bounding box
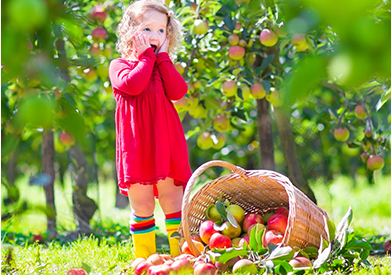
[275,207,289,217]
[268,214,288,234]
[193,262,217,275]
[232,259,258,274]
[91,5,107,24]
[221,80,237,97]
[89,43,101,56]
[263,230,284,247]
[209,233,232,249]
[170,259,194,274]
[33,234,44,244]
[134,261,152,275]
[146,254,165,266]
[194,20,208,35]
[199,220,218,244]
[148,264,173,275]
[364,129,373,138]
[289,256,312,269]
[131,258,147,269]
[67,269,88,275]
[260,29,278,47]
[334,127,350,142]
[238,235,250,247]
[367,155,384,171]
[250,83,266,99]
[228,34,240,45]
[60,132,75,146]
[242,214,264,233]
[91,27,107,42]
[228,45,245,60]
[354,105,367,119]
[213,115,230,132]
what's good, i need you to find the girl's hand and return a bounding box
[133,32,151,59]
[158,38,170,54]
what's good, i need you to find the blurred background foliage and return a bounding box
[1,0,390,235]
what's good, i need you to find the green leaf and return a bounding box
[231,110,247,121]
[226,211,239,228]
[81,262,92,274]
[207,247,248,264]
[249,226,258,252]
[345,240,373,251]
[186,126,200,138]
[216,201,228,220]
[313,245,331,269]
[377,87,391,110]
[274,261,294,274]
[258,54,275,74]
[267,246,294,261]
[336,207,353,240]
[262,80,271,93]
[327,219,336,241]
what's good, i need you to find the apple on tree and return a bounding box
[221,80,238,97]
[60,132,75,146]
[174,62,185,75]
[250,83,266,99]
[334,127,350,142]
[367,155,384,171]
[291,33,309,52]
[194,19,208,35]
[260,29,278,47]
[197,132,214,150]
[228,34,240,45]
[228,45,245,60]
[212,133,226,150]
[91,5,107,24]
[213,115,230,132]
[354,105,367,119]
[91,27,107,42]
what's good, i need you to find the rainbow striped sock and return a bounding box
[165,211,182,257]
[130,214,156,234]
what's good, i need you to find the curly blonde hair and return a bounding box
[116,0,182,60]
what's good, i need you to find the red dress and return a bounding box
[109,48,192,196]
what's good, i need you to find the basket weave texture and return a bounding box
[180,160,330,256]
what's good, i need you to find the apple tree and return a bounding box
[168,0,390,195]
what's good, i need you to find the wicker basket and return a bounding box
[180,160,330,256]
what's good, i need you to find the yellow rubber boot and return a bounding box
[131,230,156,258]
[165,211,182,257]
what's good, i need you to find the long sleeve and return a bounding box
[109,48,157,96]
[156,53,188,101]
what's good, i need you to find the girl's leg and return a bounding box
[128,184,156,258]
[156,178,184,256]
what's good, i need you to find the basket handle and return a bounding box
[181,160,247,256]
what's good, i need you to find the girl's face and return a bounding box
[140,10,167,54]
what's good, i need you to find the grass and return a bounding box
[2,172,391,274]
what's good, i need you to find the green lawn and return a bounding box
[2,172,391,274]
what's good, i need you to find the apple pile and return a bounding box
[131,253,218,275]
[198,202,290,251]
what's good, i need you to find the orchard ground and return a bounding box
[2,173,391,274]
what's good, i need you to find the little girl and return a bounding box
[109,0,192,258]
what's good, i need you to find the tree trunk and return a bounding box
[256,98,276,170]
[42,129,57,232]
[274,107,317,203]
[69,145,97,233]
